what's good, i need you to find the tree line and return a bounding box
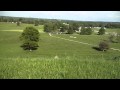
[1,16,120,28]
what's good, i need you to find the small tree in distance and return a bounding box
[98,27,105,35]
[67,25,74,34]
[17,21,20,26]
[86,27,93,35]
[34,20,39,26]
[20,27,40,51]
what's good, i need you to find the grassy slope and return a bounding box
[0,22,120,79]
[0,58,120,79]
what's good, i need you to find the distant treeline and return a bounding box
[0,16,120,28]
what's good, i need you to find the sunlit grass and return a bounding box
[0,57,120,79]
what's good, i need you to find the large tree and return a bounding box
[44,23,58,33]
[52,23,58,32]
[20,27,40,51]
[44,23,52,32]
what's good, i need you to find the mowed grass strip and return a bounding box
[0,22,44,32]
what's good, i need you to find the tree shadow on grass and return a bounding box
[113,56,120,61]
[92,46,101,51]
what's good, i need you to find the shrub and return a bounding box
[99,40,109,51]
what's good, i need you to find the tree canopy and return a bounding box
[98,27,105,35]
[20,27,40,51]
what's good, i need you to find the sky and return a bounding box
[0,11,120,22]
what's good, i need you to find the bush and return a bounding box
[108,34,118,43]
[116,33,120,43]
[99,40,109,51]
[20,27,40,51]
[108,32,120,43]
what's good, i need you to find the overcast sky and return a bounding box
[0,11,120,22]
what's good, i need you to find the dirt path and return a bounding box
[110,48,120,52]
[51,35,120,52]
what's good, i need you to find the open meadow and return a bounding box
[0,22,120,79]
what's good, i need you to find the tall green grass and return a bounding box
[0,57,120,79]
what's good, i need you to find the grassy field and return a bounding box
[0,22,44,32]
[0,22,120,79]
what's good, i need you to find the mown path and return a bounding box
[51,35,120,52]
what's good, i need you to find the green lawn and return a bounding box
[0,22,120,79]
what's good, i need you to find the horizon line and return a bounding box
[0,15,120,23]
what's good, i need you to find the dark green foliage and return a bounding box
[20,27,40,51]
[21,41,39,50]
[44,24,50,32]
[61,24,69,32]
[60,27,65,32]
[113,56,120,61]
[34,20,39,26]
[17,22,20,26]
[52,23,58,32]
[44,23,53,32]
[20,27,40,42]
[1,16,120,28]
[80,26,85,35]
[99,40,109,51]
[67,25,74,34]
[98,27,105,35]
[105,23,120,28]
[44,23,58,33]
[80,27,92,35]
[86,27,93,35]
[72,23,79,30]
[61,24,66,29]
[19,18,23,22]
